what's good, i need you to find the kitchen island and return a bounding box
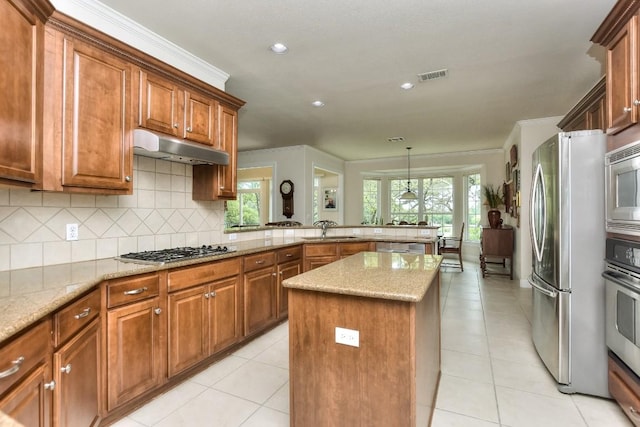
[283,251,442,427]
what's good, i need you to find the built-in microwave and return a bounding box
[606,141,640,236]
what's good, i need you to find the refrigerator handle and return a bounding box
[530,163,546,263]
[528,276,558,298]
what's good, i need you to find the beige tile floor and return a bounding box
[111,264,633,427]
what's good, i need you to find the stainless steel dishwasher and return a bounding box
[375,242,426,254]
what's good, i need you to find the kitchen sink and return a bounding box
[302,236,359,240]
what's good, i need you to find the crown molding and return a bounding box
[50,0,229,90]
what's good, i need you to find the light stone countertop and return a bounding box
[0,236,439,344]
[283,252,442,302]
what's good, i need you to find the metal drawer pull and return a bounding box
[154,308,162,315]
[285,253,293,257]
[0,356,24,379]
[123,287,148,296]
[44,380,55,390]
[74,308,91,319]
[630,407,640,419]
[61,364,72,374]
[255,260,265,264]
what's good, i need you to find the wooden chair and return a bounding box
[438,223,464,271]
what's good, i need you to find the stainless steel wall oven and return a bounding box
[605,238,640,378]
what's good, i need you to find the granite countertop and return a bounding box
[0,235,440,344]
[283,252,442,302]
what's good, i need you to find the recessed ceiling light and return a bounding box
[270,43,288,54]
[311,100,325,107]
[400,82,414,90]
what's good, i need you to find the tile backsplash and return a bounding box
[0,156,226,272]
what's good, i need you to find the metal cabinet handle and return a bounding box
[74,308,91,319]
[173,123,179,128]
[630,406,640,419]
[219,186,225,190]
[255,260,265,264]
[204,292,210,299]
[0,356,24,379]
[123,287,148,296]
[44,380,56,391]
[624,107,633,113]
[272,272,277,277]
[61,364,72,374]
[186,126,192,132]
[125,176,131,182]
[154,308,162,315]
[285,253,293,257]
[634,100,640,106]
[210,291,216,297]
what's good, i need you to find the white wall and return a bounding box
[238,145,345,225]
[503,116,562,286]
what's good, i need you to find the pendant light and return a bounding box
[400,146,417,200]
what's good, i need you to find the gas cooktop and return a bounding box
[115,245,234,265]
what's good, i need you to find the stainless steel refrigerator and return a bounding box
[529,129,609,397]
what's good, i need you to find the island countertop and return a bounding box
[283,252,442,302]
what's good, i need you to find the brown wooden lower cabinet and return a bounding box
[244,265,277,336]
[167,275,241,377]
[52,319,101,427]
[106,296,165,411]
[0,320,52,427]
[609,353,640,426]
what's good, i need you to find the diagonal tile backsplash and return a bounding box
[0,156,226,272]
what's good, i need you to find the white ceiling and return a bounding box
[98,0,615,161]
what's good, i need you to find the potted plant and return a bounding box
[483,184,504,228]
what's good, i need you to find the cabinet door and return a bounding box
[61,36,133,191]
[184,91,217,145]
[607,17,638,134]
[53,320,100,427]
[0,0,43,186]
[168,286,208,377]
[192,104,238,201]
[277,260,301,317]
[106,297,163,411]
[139,70,183,137]
[210,276,241,352]
[0,362,51,427]
[304,255,337,272]
[244,266,277,336]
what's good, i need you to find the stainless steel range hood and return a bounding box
[133,129,229,166]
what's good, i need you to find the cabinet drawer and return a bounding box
[277,246,302,263]
[106,273,159,308]
[0,319,51,397]
[54,288,101,346]
[168,258,241,292]
[304,243,338,257]
[244,251,276,272]
[609,355,640,424]
[340,242,372,257]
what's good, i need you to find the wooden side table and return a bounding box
[480,226,514,279]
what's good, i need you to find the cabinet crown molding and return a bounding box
[49,0,229,90]
[592,0,640,45]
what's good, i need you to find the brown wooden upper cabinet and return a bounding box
[42,26,134,194]
[192,104,239,200]
[0,0,53,188]
[592,2,640,148]
[138,70,218,146]
[558,76,606,132]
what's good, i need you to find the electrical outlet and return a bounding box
[228,233,237,241]
[66,224,79,241]
[335,327,359,347]
[373,228,382,234]
[420,229,429,236]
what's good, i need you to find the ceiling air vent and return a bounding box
[417,69,448,82]
[387,137,405,143]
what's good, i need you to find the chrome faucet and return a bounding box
[313,220,337,238]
